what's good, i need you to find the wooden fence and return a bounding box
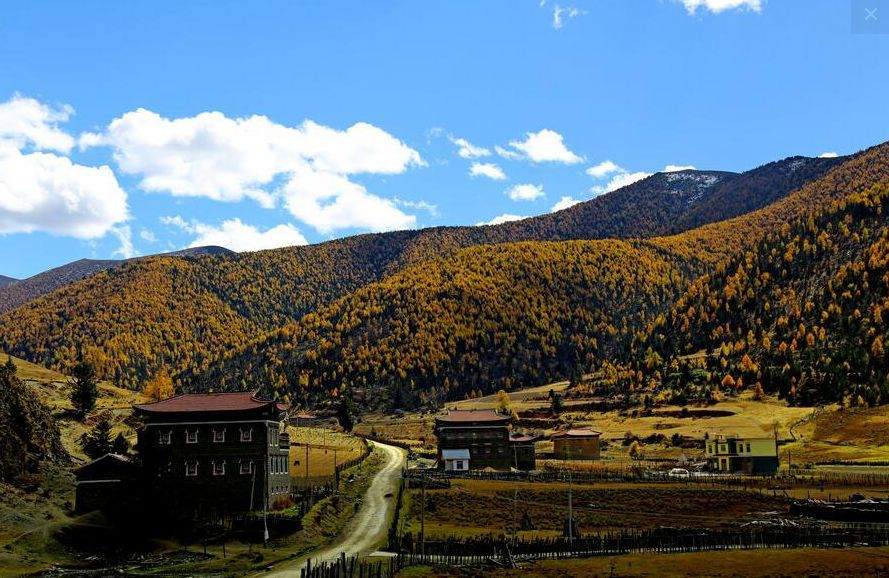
[301,525,889,578]
[403,465,889,488]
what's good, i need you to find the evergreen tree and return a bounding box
[70,356,98,421]
[551,391,564,415]
[112,432,130,455]
[80,418,113,459]
[337,394,356,432]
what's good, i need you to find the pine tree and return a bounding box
[112,432,130,455]
[70,356,98,421]
[80,418,113,459]
[337,395,355,432]
[551,391,564,415]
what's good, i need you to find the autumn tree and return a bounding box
[143,366,175,402]
[496,389,512,415]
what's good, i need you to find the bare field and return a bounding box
[287,426,367,477]
[354,416,437,451]
[397,546,889,577]
[400,479,792,539]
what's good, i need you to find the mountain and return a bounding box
[624,182,889,407]
[187,143,889,408]
[0,246,233,315]
[0,275,17,288]
[0,150,861,393]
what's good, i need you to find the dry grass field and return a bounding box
[354,416,438,451]
[398,546,889,577]
[287,426,368,478]
[400,479,792,539]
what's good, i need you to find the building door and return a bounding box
[720,458,728,471]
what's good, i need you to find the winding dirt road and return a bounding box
[259,441,406,577]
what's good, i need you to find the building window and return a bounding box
[270,428,278,446]
[185,461,198,477]
[746,443,751,453]
[240,460,254,475]
[159,430,172,445]
[240,428,253,442]
[212,460,226,476]
[186,430,198,444]
[213,428,225,443]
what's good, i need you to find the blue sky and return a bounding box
[1,0,888,278]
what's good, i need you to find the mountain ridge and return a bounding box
[0,246,233,315]
[0,149,865,393]
[186,143,888,407]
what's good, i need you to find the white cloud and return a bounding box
[585,160,621,178]
[505,183,545,201]
[449,136,490,159]
[82,108,423,233]
[0,95,75,153]
[395,198,438,216]
[819,151,838,158]
[551,196,582,212]
[494,145,524,161]
[0,95,129,241]
[476,213,527,226]
[469,162,506,180]
[111,225,137,259]
[663,164,697,172]
[504,129,582,164]
[680,0,762,14]
[0,143,129,239]
[552,5,585,29]
[281,166,415,234]
[162,216,308,252]
[140,228,158,243]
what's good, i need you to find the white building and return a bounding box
[441,448,470,471]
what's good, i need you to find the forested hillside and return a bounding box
[188,239,702,406]
[0,246,232,315]
[191,142,889,408]
[0,154,839,391]
[0,358,67,483]
[622,184,888,407]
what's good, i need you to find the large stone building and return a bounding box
[434,409,538,470]
[705,433,779,475]
[133,392,292,514]
[551,429,601,460]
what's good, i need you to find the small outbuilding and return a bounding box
[441,448,470,472]
[74,453,139,514]
[551,429,602,460]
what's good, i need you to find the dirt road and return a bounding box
[259,441,406,577]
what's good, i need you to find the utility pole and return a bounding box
[512,443,518,547]
[305,444,309,480]
[567,445,574,545]
[420,472,426,559]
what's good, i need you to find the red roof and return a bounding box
[436,409,511,423]
[134,392,285,414]
[551,428,601,439]
[510,432,540,443]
